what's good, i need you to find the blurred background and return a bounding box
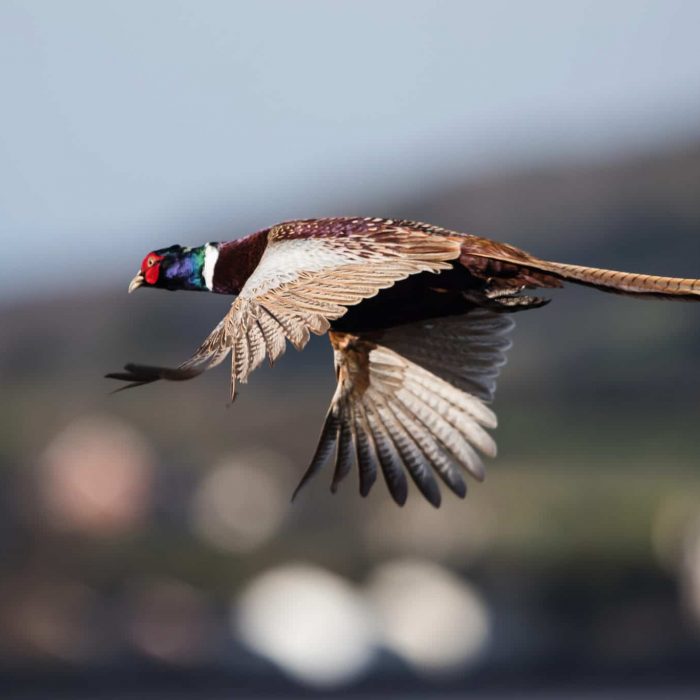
[2,1,700,697]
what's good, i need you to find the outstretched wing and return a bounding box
[109,218,462,397]
[293,308,514,507]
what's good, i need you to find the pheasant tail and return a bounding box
[533,260,700,299]
[466,242,700,300]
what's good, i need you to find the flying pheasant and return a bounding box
[107,217,700,507]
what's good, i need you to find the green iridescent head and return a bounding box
[128,243,218,293]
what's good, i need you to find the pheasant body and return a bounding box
[110,217,700,507]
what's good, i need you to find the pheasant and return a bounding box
[107,217,700,507]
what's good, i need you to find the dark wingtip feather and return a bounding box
[391,485,408,507]
[105,371,141,382]
[105,363,206,393]
[291,411,339,502]
[451,478,468,499]
[330,419,354,493]
[366,420,408,506]
[421,482,442,508]
[383,406,443,508]
[105,365,160,393]
[107,380,156,394]
[354,410,378,498]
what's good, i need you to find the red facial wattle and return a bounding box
[141,253,163,285]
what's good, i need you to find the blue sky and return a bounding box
[2,0,700,298]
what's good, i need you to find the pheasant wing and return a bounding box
[293,307,514,507]
[108,218,462,397]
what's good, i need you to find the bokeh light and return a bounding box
[234,564,376,687]
[37,415,155,535]
[189,449,291,553]
[0,578,106,663]
[651,492,700,574]
[124,577,213,664]
[366,559,490,675]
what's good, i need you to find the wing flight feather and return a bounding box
[292,308,514,507]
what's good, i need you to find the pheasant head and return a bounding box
[128,244,219,293]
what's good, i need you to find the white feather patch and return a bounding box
[239,239,364,299]
[202,244,219,291]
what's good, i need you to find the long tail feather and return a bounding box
[531,259,700,299]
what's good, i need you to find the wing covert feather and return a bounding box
[182,219,462,397]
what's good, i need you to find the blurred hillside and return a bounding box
[1,142,700,696]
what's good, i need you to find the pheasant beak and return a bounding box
[128,272,144,294]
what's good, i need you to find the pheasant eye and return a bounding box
[141,252,162,284]
[141,254,158,272]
